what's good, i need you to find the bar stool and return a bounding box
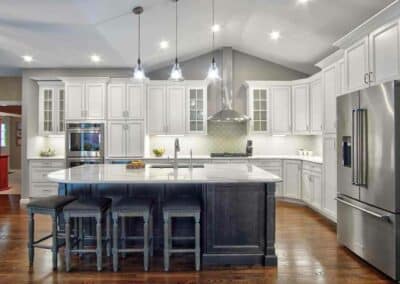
[163,199,201,271]
[27,195,76,270]
[111,197,154,272]
[63,197,112,272]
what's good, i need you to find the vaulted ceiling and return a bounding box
[0,0,394,75]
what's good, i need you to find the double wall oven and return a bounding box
[66,123,104,167]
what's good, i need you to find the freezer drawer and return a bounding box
[337,196,399,280]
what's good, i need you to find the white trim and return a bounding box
[0,100,21,106]
[0,112,21,118]
[315,50,344,70]
[20,198,30,205]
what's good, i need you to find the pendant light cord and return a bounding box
[138,12,141,64]
[175,0,178,63]
[212,0,215,51]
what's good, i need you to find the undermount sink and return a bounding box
[149,164,205,169]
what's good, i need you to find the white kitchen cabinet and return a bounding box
[63,78,108,120]
[344,37,369,93]
[311,172,322,210]
[283,160,302,199]
[309,77,323,135]
[108,82,145,120]
[187,85,207,134]
[29,159,65,198]
[302,170,312,204]
[147,85,166,135]
[247,87,270,133]
[337,59,345,96]
[167,86,186,134]
[292,84,310,135]
[251,160,283,197]
[37,81,65,135]
[323,64,337,134]
[369,20,400,85]
[302,162,322,210]
[322,135,337,220]
[107,121,144,158]
[270,86,291,135]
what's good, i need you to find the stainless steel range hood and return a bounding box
[208,47,250,123]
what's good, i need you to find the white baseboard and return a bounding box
[19,198,30,205]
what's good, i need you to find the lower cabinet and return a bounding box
[322,135,337,220]
[107,121,144,158]
[283,160,302,199]
[302,162,323,211]
[251,160,283,197]
[29,159,65,197]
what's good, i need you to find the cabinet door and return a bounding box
[107,122,126,158]
[167,86,186,134]
[86,83,105,119]
[302,171,312,204]
[311,173,322,210]
[292,84,309,134]
[107,84,126,120]
[251,89,269,133]
[271,86,291,135]
[323,136,337,219]
[283,160,301,199]
[147,86,166,135]
[323,65,337,134]
[369,20,400,85]
[344,37,369,92]
[127,84,145,120]
[56,88,65,133]
[309,79,323,134]
[337,59,345,96]
[188,87,207,134]
[39,87,55,134]
[65,83,85,120]
[126,121,144,157]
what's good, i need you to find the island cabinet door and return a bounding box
[204,184,265,254]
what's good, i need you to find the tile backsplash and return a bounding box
[148,123,322,157]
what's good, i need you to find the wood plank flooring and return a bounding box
[0,196,394,283]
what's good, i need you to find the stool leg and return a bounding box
[106,211,111,257]
[28,211,34,267]
[65,215,71,272]
[163,215,169,272]
[51,213,58,270]
[96,215,102,272]
[121,217,126,258]
[195,214,201,272]
[143,215,149,272]
[150,213,154,257]
[78,217,83,258]
[112,213,119,272]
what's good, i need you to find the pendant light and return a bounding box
[206,0,221,81]
[133,6,146,80]
[169,0,184,81]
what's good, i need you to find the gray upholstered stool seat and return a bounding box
[27,195,76,270]
[163,198,201,272]
[63,197,112,272]
[111,198,154,272]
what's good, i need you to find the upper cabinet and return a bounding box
[309,76,323,135]
[62,77,108,120]
[292,83,310,135]
[37,81,65,136]
[270,86,291,135]
[147,81,207,135]
[323,64,338,134]
[247,85,270,133]
[107,80,145,120]
[343,20,400,93]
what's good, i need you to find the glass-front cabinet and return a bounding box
[246,83,270,133]
[187,83,207,134]
[38,81,65,135]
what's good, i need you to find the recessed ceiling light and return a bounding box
[211,24,220,33]
[270,31,281,40]
[297,0,311,5]
[90,54,101,63]
[160,40,169,49]
[22,55,33,63]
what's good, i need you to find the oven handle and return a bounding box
[336,197,390,222]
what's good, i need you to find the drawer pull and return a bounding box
[336,197,391,222]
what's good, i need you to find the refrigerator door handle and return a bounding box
[336,197,390,222]
[352,109,358,185]
[358,109,368,186]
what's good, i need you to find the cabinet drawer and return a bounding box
[30,183,59,198]
[30,160,65,168]
[31,167,62,182]
[303,162,322,174]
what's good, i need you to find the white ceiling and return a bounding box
[0,0,395,75]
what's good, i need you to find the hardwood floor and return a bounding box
[0,196,394,283]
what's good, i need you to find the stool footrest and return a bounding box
[169,249,196,253]
[171,236,195,240]
[118,248,145,253]
[70,249,97,253]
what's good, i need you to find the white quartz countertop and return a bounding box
[47,164,283,184]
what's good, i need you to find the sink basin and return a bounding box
[150,164,204,169]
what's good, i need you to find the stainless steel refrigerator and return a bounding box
[337,81,400,281]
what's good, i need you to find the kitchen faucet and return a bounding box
[174,138,180,169]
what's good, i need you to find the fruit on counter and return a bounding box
[40,147,56,157]
[153,148,165,157]
[126,160,145,169]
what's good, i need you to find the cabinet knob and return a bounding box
[364,73,369,85]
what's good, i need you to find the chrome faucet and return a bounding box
[174,138,180,169]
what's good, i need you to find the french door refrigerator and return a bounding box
[337,81,400,281]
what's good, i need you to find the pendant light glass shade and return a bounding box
[133,6,146,81]
[206,0,220,81]
[169,0,184,81]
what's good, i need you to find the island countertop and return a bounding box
[48,163,282,184]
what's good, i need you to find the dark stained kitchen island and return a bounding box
[48,163,281,267]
